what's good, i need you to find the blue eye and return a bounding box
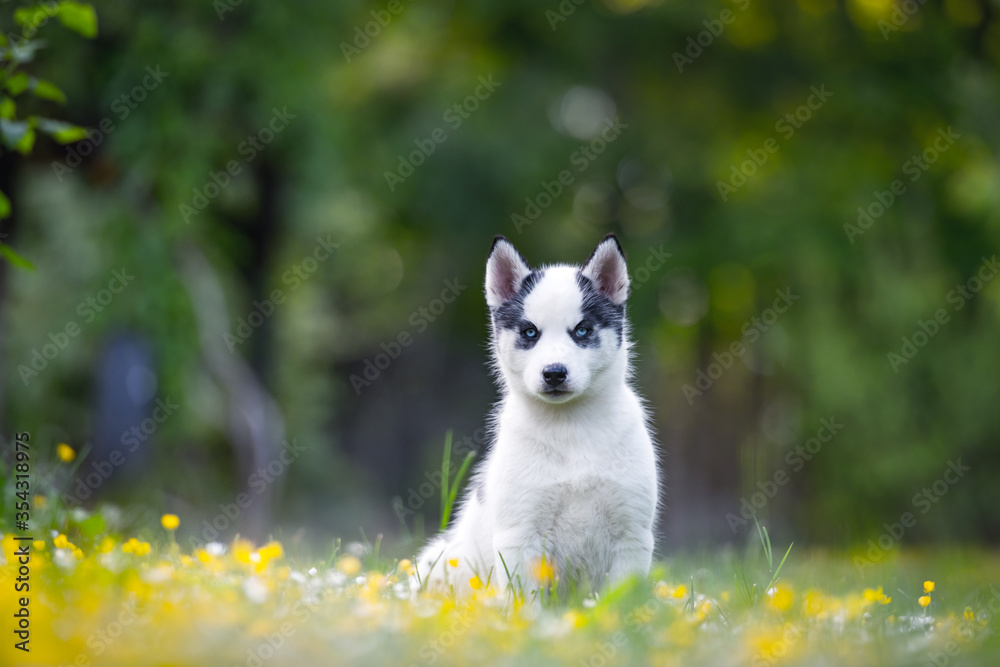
[523,327,538,339]
[575,326,590,338]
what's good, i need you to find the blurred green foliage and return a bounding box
[1,0,999,551]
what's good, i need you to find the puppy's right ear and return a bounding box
[485,236,530,309]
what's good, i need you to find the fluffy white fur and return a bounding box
[416,235,659,596]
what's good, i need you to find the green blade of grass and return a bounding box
[439,430,453,522]
[442,451,475,530]
[766,542,794,591]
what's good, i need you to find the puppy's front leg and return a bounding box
[606,529,654,585]
[492,529,544,597]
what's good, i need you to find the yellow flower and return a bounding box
[397,559,414,575]
[918,595,931,607]
[256,541,284,568]
[769,585,794,612]
[447,558,459,568]
[57,443,76,462]
[232,539,256,564]
[964,607,975,622]
[161,514,180,531]
[863,586,891,605]
[365,572,386,592]
[99,537,116,554]
[32,540,45,551]
[923,581,935,593]
[338,555,362,576]
[54,534,70,549]
[804,590,824,616]
[672,584,688,599]
[122,538,151,556]
[531,556,555,584]
[469,575,483,590]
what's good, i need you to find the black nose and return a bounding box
[543,364,568,387]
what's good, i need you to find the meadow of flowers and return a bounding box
[2,450,1000,666]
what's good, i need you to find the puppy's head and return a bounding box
[485,234,629,404]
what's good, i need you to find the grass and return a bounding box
[439,429,475,532]
[3,446,1000,666]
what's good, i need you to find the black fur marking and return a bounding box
[492,269,543,328]
[514,324,540,350]
[575,273,624,347]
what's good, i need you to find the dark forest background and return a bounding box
[2,0,999,555]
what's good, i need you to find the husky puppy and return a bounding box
[416,234,659,596]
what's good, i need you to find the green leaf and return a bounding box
[6,72,29,96]
[0,97,14,119]
[0,190,10,219]
[57,2,98,39]
[14,126,35,154]
[53,125,88,143]
[15,5,59,29]
[32,78,66,104]
[80,514,106,538]
[34,117,88,143]
[0,244,35,271]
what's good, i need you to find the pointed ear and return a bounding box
[485,236,531,309]
[581,234,629,305]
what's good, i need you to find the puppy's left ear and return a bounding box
[486,235,531,309]
[581,234,629,305]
